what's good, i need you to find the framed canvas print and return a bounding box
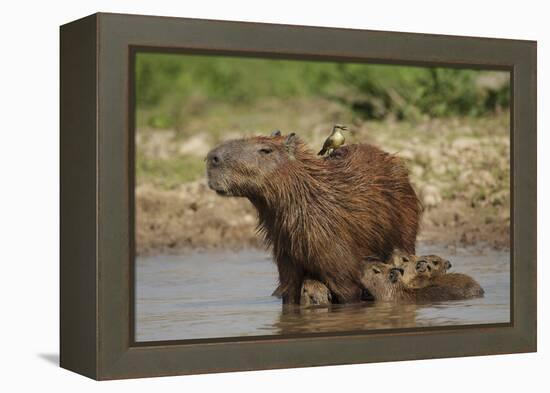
[60,12,536,380]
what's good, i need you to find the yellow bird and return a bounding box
[318,125,348,156]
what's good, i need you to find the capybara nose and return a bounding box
[445,260,452,270]
[416,261,427,272]
[389,268,403,283]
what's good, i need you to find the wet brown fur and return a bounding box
[401,259,433,289]
[206,134,422,304]
[300,279,332,307]
[419,254,452,277]
[361,262,484,302]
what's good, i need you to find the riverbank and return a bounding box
[136,113,510,255]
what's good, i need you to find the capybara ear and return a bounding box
[285,132,296,144]
[285,132,297,157]
[271,129,281,137]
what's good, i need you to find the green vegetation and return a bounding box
[134,52,511,200]
[136,52,510,129]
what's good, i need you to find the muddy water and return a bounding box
[135,244,510,342]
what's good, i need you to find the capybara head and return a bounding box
[389,249,415,267]
[417,255,452,277]
[206,132,299,197]
[401,259,432,286]
[389,250,427,286]
[361,262,404,301]
[300,279,332,307]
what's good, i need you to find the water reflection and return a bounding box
[135,245,510,342]
[274,302,419,335]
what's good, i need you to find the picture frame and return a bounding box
[60,12,536,380]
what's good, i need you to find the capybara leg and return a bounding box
[276,255,304,305]
[300,279,332,307]
[282,281,302,305]
[278,272,303,305]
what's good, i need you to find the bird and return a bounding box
[317,124,348,156]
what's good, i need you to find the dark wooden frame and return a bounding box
[60,12,537,380]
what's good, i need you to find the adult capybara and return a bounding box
[206,132,422,304]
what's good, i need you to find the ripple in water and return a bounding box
[135,244,510,342]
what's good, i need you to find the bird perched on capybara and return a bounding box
[318,124,348,156]
[206,132,422,304]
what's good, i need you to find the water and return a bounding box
[135,244,510,342]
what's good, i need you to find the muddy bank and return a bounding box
[136,181,261,253]
[136,180,509,256]
[135,115,510,255]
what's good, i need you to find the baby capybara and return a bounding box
[300,279,332,307]
[206,133,422,304]
[361,262,484,302]
[419,255,452,275]
[391,252,451,289]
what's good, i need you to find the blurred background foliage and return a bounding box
[134,53,511,250]
[136,52,510,130]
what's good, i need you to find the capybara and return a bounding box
[300,279,332,307]
[363,251,428,290]
[391,252,450,289]
[400,258,433,289]
[418,254,452,276]
[361,262,484,302]
[425,273,484,299]
[206,133,422,304]
[388,249,413,267]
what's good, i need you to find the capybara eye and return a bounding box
[433,261,439,265]
[373,267,381,274]
[402,256,409,263]
[258,147,273,154]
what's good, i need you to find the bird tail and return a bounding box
[317,148,326,156]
